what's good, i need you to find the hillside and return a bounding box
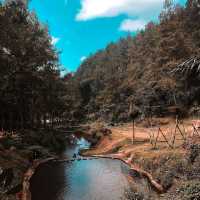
[66,0,200,123]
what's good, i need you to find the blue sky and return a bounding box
[28,0,187,72]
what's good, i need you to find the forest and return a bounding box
[0,0,67,130]
[67,0,200,123]
[1,1,200,200]
[1,0,200,128]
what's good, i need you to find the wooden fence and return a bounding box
[147,118,200,149]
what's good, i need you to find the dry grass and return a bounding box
[85,117,197,161]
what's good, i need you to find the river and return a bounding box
[30,135,154,200]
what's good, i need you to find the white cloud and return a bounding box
[120,19,146,31]
[76,0,164,21]
[51,36,60,45]
[80,56,87,62]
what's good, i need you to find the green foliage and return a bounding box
[38,130,66,152]
[0,1,67,129]
[21,129,66,152]
[1,136,16,149]
[67,0,200,122]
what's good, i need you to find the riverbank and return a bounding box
[81,118,200,200]
[0,129,66,200]
[2,118,199,200]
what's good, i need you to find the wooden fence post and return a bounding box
[192,124,200,136]
[172,115,178,148]
[176,120,186,141]
[153,128,160,149]
[159,128,174,149]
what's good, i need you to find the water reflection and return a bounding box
[30,137,132,200]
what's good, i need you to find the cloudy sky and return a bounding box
[29,0,187,72]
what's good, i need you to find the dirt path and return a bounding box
[111,124,151,139]
[110,118,197,142]
[85,118,195,156]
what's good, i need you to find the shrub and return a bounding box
[121,188,144,200]
[1,136,15,149]
[161,171,174,190]
[188,144,200,164]
[179,181,200,200]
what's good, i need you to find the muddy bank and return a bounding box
[0,129,66,200]
[2,120,200,200]
[22,157,57,200]
[81,121,200,200]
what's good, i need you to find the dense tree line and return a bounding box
[69,0,200,122]
[0,1,67,130]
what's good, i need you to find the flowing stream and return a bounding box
[30,135,155,200]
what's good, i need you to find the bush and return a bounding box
[121,188,144,200]
[161,171,174,190]
[21,129,66,153]
[1,136,15,149]
[188,144,200,164]
[179,181,200,200]
[38,130,66,153]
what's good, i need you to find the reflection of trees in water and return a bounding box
[30,162,69,200]
[32,139,147,200]
[120,162,130,175]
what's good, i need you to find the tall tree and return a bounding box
[0,1,66,129]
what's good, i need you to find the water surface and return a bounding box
[30,136,151,200]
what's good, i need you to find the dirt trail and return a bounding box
[111,124,151,139]
[110,118,197,142]
[84,117,198,170]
